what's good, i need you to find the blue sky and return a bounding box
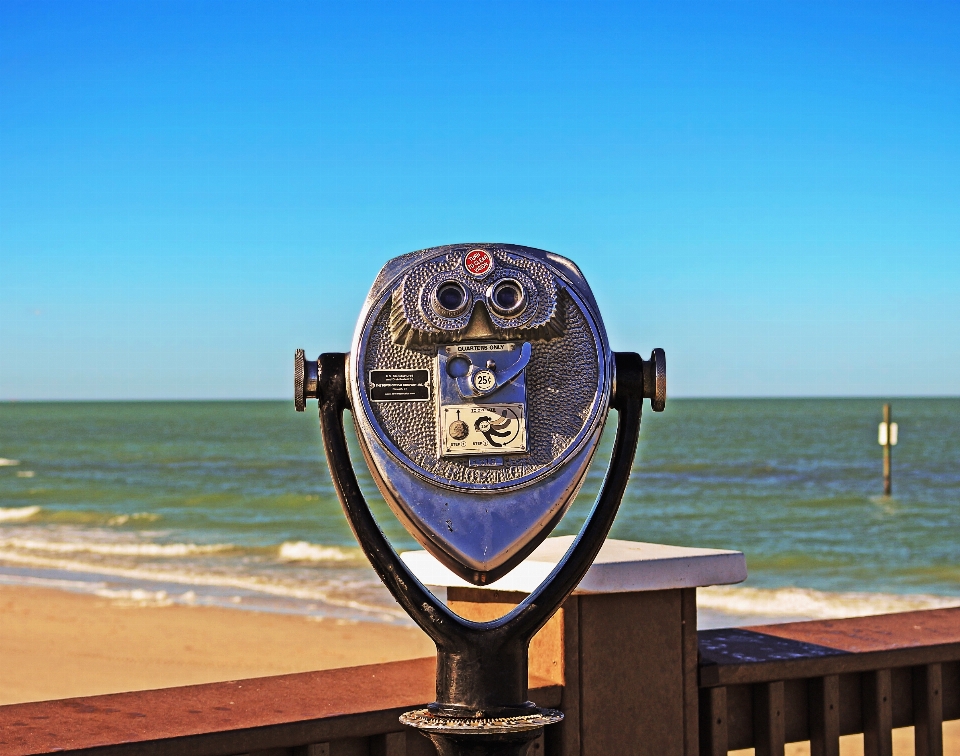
[2,1,958,399]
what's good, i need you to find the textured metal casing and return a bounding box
[348,243,613,583]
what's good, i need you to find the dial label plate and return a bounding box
[440,403,527,456]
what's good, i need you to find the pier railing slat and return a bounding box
[862,668,893,756]
[808,674,840,756]
[698,685,728,756]
[914,663,944,756]
[752,681,785,756]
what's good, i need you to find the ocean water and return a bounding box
[0,399,957,628]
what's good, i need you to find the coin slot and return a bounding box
[446,356,471,378]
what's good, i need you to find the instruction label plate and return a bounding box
[440,403,527,456]
[369,369,430,402]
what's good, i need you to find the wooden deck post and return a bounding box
[407,537,746,756]
[576,588,697,756]
[447,587,703,756]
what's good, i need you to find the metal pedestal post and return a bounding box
[312,351,647,755]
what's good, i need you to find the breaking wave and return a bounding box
[0,537,234,557]
[278,541,356,562]
[0,547,406,620]
[0,506,41,522]
[94,588,177,607]
[106,512,162,526]
[697,584,960,621]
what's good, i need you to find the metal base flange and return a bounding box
[400,708,563,756]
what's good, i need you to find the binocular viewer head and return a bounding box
[297,243,665,585]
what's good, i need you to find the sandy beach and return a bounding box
[0,584,434,706]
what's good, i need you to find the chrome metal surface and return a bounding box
[432,280,471,319]
[388,247,561,349]
[355,419,602,576]
[347,243,613,578]
[351,274,609,491]
[486,278,528,318]
[446,342,532,401]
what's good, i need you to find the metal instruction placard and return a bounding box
[440,403,527,456]
[369,369,431,402]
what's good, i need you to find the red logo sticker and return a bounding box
[464,249,494,277]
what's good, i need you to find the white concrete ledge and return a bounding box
[401,536,747,595]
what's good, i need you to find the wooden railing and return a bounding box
[0,601,957,756]
[0,657,560,756]
[698,608,960,756]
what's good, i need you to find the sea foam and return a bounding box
[698,584,960,621]
[279,541,355,562]
[0,548,408,620]
[0,537,233,557]
[106,513,162,526]
[0,506,41,522]
[94,588,174,606]
[2,540,958,627]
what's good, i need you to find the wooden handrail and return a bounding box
[700,607,960,686]
[0,657,561,756]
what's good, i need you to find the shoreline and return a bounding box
[4,556,958,635]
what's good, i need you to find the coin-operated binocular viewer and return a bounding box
[295,244,665,756]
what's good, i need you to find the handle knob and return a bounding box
[294,349,321,412]
[641,348,666,412]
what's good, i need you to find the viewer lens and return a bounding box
[488,279,526,317]
[433,281,469,317]
[495,283,519,310]
[438,284,465,310]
